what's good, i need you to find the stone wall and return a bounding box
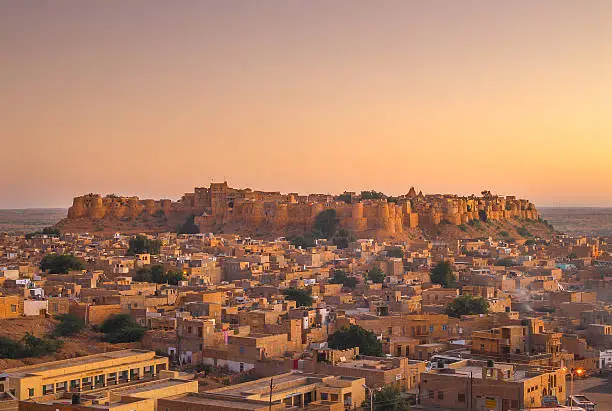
[58,183,540,237]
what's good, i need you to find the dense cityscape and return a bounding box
[0,185,609,411]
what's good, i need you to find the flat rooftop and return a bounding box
[164,393,270,410]
[5,349,160,377]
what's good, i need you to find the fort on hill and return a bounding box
[56,182,540,237]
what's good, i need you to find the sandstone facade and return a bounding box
[58,182,539,236]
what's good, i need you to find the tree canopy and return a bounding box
[386,247,404,258]
[127,235,161,255]
[133,264,184,285]
[365,266,386,284]
[332,229,355,249]
[99,314,146,343]
[328,325,383,356]
[0,333,62,359]
[445,295,489,318]
[329,270,358,290]
[178,215,200,235]
[53,314,85,337]
[314,209,339,238]
[367,386,411,411]
[430,261,456,288]
[282,287,313,307]
[360,190,387,200]
[40,254,85,274]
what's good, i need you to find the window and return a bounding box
[428,390,434,400]
[320,393,328,400]
[239,346,245,354]
[10,305,16,313]
[187,327,192,333]
[438,391,444,400]
[429,325,434,332]
[442,324,447,331]
[458,393,465,402]
[28,388,34,397]
[199,344,203,351]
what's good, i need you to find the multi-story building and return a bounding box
[420,359,566,410]
[0,350,168,400]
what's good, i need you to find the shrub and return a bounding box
[365,266,385,284]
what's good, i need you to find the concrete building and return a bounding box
[159,372,365,411]
[420,359,566,411]
[0,350,168,400]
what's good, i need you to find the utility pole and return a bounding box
[469,371,473,411]
[268,377,274,411]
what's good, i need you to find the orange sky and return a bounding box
[1,1,611,208]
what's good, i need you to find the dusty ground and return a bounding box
[0,316,138,369]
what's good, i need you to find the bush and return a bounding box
[53,314,85,337]
[516,227,532,238]
[0,333,62,359]
[288,233,317,249]
[360,190,386,200]
[40,254,85,274]
[328,325,383,356]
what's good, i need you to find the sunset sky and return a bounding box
[1,1,611,208]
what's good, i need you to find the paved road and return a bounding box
[571,372,612,410]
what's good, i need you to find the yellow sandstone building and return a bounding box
[0,350,168,401]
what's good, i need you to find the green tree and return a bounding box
[365,266,386,284]
[40,254,85,274]
[41,227,61,236]
[337,193,352,204]
[327,325,383,356]
[332,229,355,249]
[387,247,404,258]
[0,337,25,358]
[314,209,339,238]
[133,265,183,285]
[445,295,489,318]
[21,333,62,357]
[99,314,146,343]
[127,235,161,255]
[567,252,578,259]
[368,386,411,411]
[288,232,317,249]
[178,215,200,234]
[430,261,456,288]
[360,190,386,200]
[516,226,532,238]
[53,314,85,337]
[329,270,358,290]
[282,287,313,307]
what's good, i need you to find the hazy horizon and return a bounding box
[1,1,611,208]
